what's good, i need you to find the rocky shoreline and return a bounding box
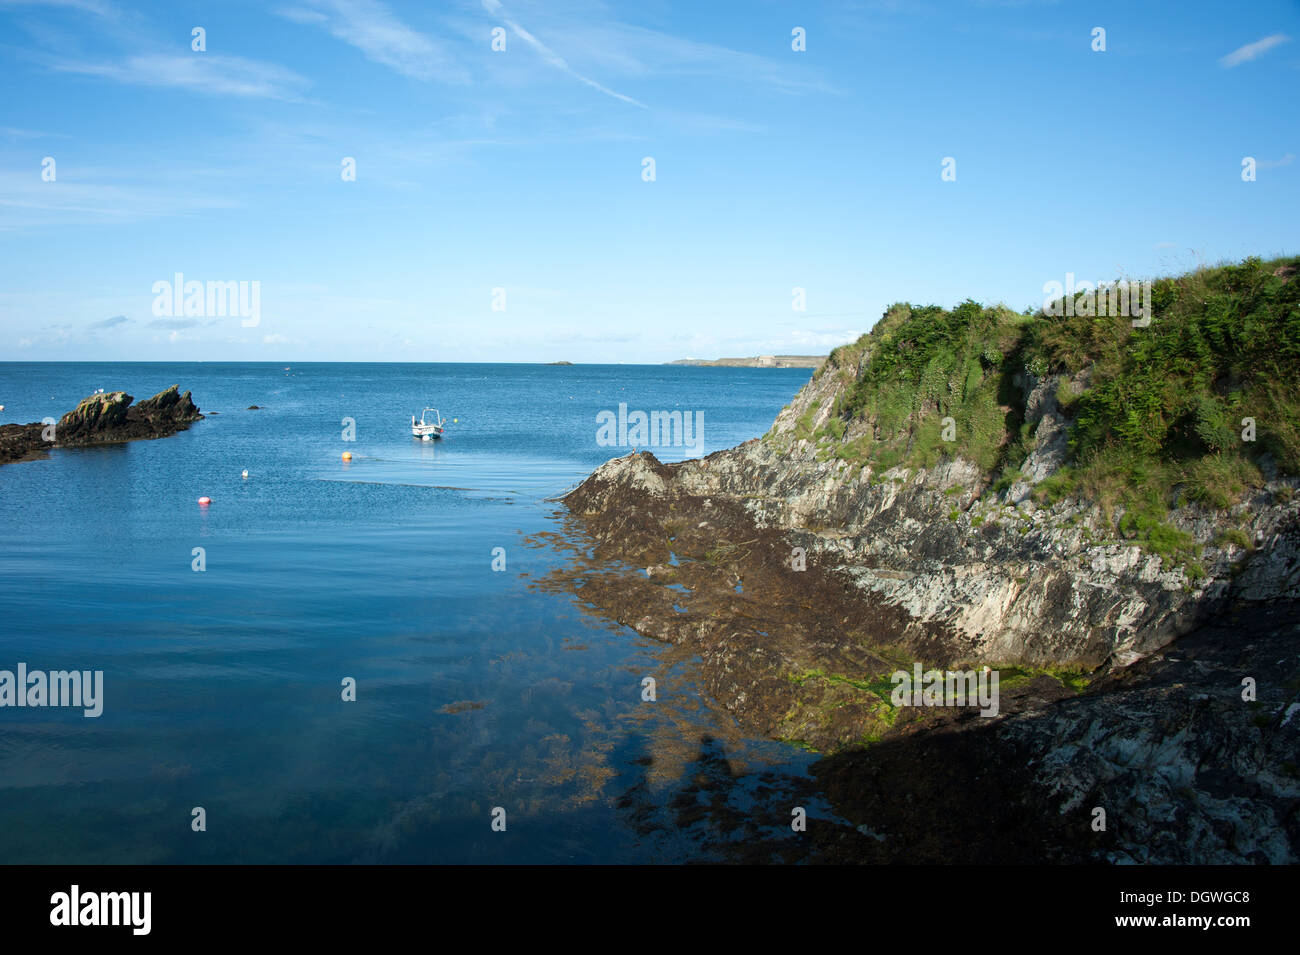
[537,349,1300,862]
[0,385,203,466]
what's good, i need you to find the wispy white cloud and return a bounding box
[48,53,310,99]
[1220,34,1290,67]
[14,321,81,349]
[0,169,239,231]
[455,3,832,100]
[782,328,863,350]
[277,0,469,83]
[481,0,647,107]
[587,23,834,95]
[1258,153,1295,170]
[0,0,117,17]
[0,126,69,139]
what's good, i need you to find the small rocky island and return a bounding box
[0,385,203,466]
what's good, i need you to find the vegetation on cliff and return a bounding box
[772,255,1300,562]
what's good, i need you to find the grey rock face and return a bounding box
[575,362,1299,670]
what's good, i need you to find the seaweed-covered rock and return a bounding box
[0,385,203,465]
[55,391,133,442]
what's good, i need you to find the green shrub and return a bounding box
[1214,528,1253,550]
[809,254,1300,565]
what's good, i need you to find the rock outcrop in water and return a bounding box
[0,385,203,465]
[542,255,1300,863]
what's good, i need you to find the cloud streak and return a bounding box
[0,169,240,231]
[0,0,118,17]
[277,0,469,83]
[49,53,310,99]
[481,0,647,108]
[1220,34,1290,67]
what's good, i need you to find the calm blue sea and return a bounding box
[0,362,817,863]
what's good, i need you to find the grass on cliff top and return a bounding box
[1027,256,1299,500]
[798,299,1029,475]
[787,254,1300,566]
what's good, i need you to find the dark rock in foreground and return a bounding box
[627,602,1300,864]
[805,601,1300,864]
[0,385,203,465]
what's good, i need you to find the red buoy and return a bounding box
[198,496,211,506]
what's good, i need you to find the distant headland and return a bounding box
[667,355,826,369]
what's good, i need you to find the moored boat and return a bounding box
[411,407,445,440]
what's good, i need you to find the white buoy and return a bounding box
[241,470,249,479]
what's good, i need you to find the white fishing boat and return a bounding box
[411,407,446,440]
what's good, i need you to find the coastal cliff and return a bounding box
[543,255,1300,862]
[0,385,203,465]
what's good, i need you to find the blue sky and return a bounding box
[1,0,1296,363]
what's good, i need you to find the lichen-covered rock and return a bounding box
[56,391,133,442]
[564,440,1298,675]
[0,385,203,465]
[133,384,200,424]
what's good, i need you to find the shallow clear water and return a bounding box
[0,362,818,863]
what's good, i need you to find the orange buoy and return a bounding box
[198,496,211,506]
[342,452,352,462]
